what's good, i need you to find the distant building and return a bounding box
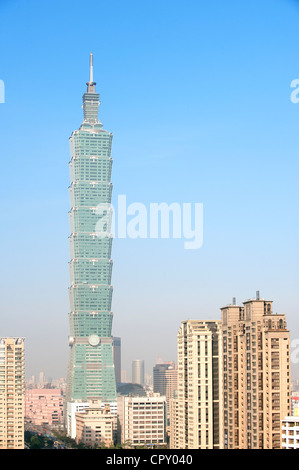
[75,405,114,447]
[113,337,121,384]
[38,372,46,389]
[0,338,25,449]
[153,362,177,421]
[117,383,146,396]
[117,393,166,447]
[144,373,153,387]
[25,389,64,426]
[121,370,127,383]
[132,360,145,386]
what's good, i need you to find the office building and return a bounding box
[117,393,166,447]
[153,362,177,420]
[175,320,223,449]
[153,362,175,395]
[221,292,291,449]
[0,338,25,449]
[132,360,144,386]
[66,53,117,407]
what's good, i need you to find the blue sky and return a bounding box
[0,0,299,380]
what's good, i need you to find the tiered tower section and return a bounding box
[66,54,116,404]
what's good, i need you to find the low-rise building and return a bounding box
[282,416,299,449]
[75,405,114,447]
[25,388,64,426]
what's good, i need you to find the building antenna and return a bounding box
[89,52,93,83]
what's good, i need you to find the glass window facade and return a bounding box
[66,64,117,404]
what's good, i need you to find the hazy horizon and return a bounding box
[0,0,299,382]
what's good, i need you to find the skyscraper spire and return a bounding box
[89,52,93,83]
[83,53,101,124]
[87,52,96,93]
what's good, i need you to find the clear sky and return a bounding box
[0,0,299,381]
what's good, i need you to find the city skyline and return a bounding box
[0,0,299,381]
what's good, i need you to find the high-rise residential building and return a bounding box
[221,292,291,449]
[117,393,167,447]
[153,362,178,421]
[0,338,25,449]
[66,54,116,408]
[132,360,145,386]
[113,337,121,384]
[175,320,223,449]
[169,391,179,449]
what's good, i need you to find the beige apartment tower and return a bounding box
[0,338,25,449]
[221,293,291,449]
[174,320,223,449]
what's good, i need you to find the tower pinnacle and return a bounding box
[86,52,96,93]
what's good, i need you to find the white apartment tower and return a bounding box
[175,320,223,449]
[0,338,25,449]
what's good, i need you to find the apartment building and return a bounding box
[221,293,291,449]
[0,338,25,449]
[175,320,223,449]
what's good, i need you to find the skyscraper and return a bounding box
[153,362,178,421]
[132,360,145,386]
[66,54,116,407]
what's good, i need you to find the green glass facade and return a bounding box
[66,56,116,404]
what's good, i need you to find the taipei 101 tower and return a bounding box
[66,54,117,409]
